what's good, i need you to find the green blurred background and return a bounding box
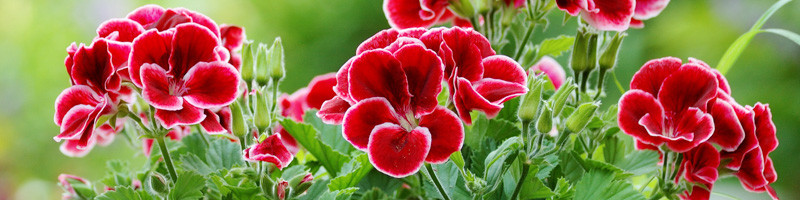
[0,0,796,199]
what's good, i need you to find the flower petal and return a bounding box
[141,63,183,110]
[306,73,338,110]
[368,123,431,178]
[709,99,745,151]
[531,56,567,89]
[453,78,503,124]
[383,0,448,28]
[243,134,294,169]
[317,96,351,125]
[334,57,354,103]
[71,39,117,93]
[129,29,174,87]
[169,24,222,79]
[630,57,681,96]
[633,0,670,20]
[482,55,526,85]
[276,125,299,154]
[154,102,206,128]
[60,138,96,157]
[183,61,240,109]
[665,108,714,152]
[356,29,399,54]
[752,103,778,155]
[440,27,493,82]
[722,107,758,170]
[618,89,666,146]
[556,0,596,15]
[580,0,636,31]
[200,109,227,134]
[280,88,310,122]
[54,85,101,126]
[342,97,401,150]
[394,44,443,117]
[348,49,412,110]
[473,78,527,105]
[126,4,166,27]
[735,148,769,190]
[220,25,245,51]
[97,18,145,42]
[657,63,717,113]
[419,106,463,163]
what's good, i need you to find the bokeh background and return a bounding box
[0,0,797,199]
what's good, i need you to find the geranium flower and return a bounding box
[243,134,294,169]
[129,24,240,128]
[340,44,463,178]
[58,174,90,200]
[199,106,233,135]
[382,0,472,29]
[676,143,719,200]
[530,56,567,89]
[280,73,338,121]
[220,25,245,70]
[556,0,636,31]
[630,0,671,28]
[618,57,717,152]
[721,103,779,199]
[126,5,222,38]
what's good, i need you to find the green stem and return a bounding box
[156,137,178,182]
[510,163,530,200]
[195,125,210,146]
[240,136,251,167]
[521,121,531,154]
[594,70,607,100]
[425,164,451,200]
[612,71,626,94]
[648,192,664,200]
[513,23,536,61]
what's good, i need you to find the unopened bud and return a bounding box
[586,33,599,72]
[536,104,553,134]
[566,102,599,133]
[448,0,475,18]
[276,180,289,200]
[518,76,546,122]
[570,27,590,73]
[599,32,625,71]
[230,101,247,138]
[549,78,576,116]
[240,40,256,87]
[288,173,313,188]
[254,91,271,132]
[146,173,169,195]
[255,43,270,86]
[269,37,286,81]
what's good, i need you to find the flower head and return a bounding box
[243,134,294,169]
[530,56,567,89]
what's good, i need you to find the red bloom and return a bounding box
[126,5,221,37]
[530,56,567,89]
[58,174,90,200]
[679,185,712,200]
[556,0,636,31]
[220,24,245,70]
[720,103,779,199]
[676,143,719,200]
[130,24,240,128]
[200,106,233,135]
[243,134,294,169]
[618,57,717,152]
[339,44,463,177]
[281,73,338,121]
[383,0,450,28]
[630,0,670,27]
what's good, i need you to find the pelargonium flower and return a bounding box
[720,103,779,199]
[530,56,567,89]
[58,174,90,200]
[199,106,233,135]
[339,44,463,177]
[243,134,294,169]
[629,0,671,28]
[125,5,222,38]
[556,0,636,31]
[383,0,471,29]
[280,73,338,121]
[129,24,240,128]
[676,143,719,200]
[219,25,245,70]
[618,57,717,152]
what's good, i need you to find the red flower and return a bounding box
[679,185,712,200]
[220,24,245,70]
[129,24,240,128]
[58,174,90,200]
[200,106,233,135]
[630,0,670,28]
[618,57,717,152]
[676,143,719,200]
[530,56,567,89]
[383,0,451,28]
[340,44,463,178]
[719,103,779,199]
[281,73,338,122]
[243,134,294,169]
[126,5,222,37]
[556,0,636,31]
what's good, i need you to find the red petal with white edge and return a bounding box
[630,57,681,96]
[682,143,720,184]
[317,96,351,125]
[399,27,428,38]
[348,49,412,110]
[385,37,426,53]
[419,106,463,163]
[688,58,731,94]
[664,108,714,152]
[142,139,154,157]
[243,134,294,169]
[183,61,240,109]
[105,40,132,70]
[97,18,145,42]
[220,25,245,51]
[679,185,711,200]
[482,55,526,85]
[169,24,222,79]
[141,64,183,110]
[722,106,757,170]
[709,99,745,151]
[334,58,354,103]
[129,29,174,87]
[383,0,448,29]
[173,8,221,37]
[657,63,717,113]
[753,103,778,155]
[419,27,445,52]
[65,43,79,84]
[453,78,503,124]
[54,85,101,126]
[473,79,528,104]
[556,0,596,15]
[306,73,338,110]
[56,105,96,141]
[126,4,166,27]
[356,29,399,54]
[200,109,227,134]
[394,44,443,117]
[154,102,206,128]
[581,0,635,31]
[280,88,310,122]
[71,39,118,93]
[617,89,666,146]
[368,123,432,178]
[95,120,124,146]
[440,28,494,82]
[149,9,191,31]
[531,56,567,89]
[633,0,670,20]
[735,148,768,190]
[275,125,299,154]
[60,138,96,158]
[629,18,644,29]
[342,97,401,150]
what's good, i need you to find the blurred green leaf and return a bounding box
[535,35,575,62]
[574,170,644,200]
[762,28,800,47]
[716,0,792,75]
[96,186,155,200]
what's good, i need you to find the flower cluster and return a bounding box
[54,5,244,157]
[618,57,779,199]
[557,0,670,31]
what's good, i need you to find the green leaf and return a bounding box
[519,173,555,199]
[484,137,523,186]
[548,178,574,200]
[178,136,244,175]
[358,188,389,200]
[300,180,358,200]
[355,170,403,194]
[762,28,800,46]
[329,153,373,191]
[613,150,660,176]
[422,162,473,199]
[168,171,206,200]
[303,111,355,154]
[574,170,645,200]
[716,0,792,75]
[495,97,520,123]
[280,119,350,176]
[471,115,521,145]
[535,35,575,62]
[96,186,156,200]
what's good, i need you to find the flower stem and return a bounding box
[425,164,451,200]
[510,162,530,200]
[156,136,178,182]
[195,125,210,146]
[513,21,536,61]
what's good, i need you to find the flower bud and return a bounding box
[585,33,599,72]
[255,43,270,86]
[566,102,599,133]
[268,37,286,82]
[549,78,575,116]
[276,180,289,200]
[518,76,546,122]
[536,104,553,134]
[254,91,271,132]
[570,27,590,73]
[260,174,275,196]
[240,40,256,87]
[146,173,169,196]
[599,32,625,71]
[466,175,487,194]
[290,173,313,196]
[449,0,475,18]
[230,101,247,138]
